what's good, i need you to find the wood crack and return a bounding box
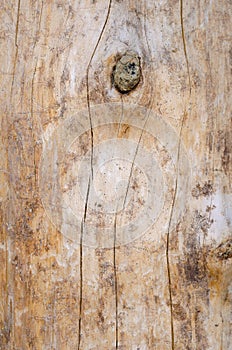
[180,0,191,94]
[33,1,44,50]
[122,108,152,211]
[113,212,119,350]
[78,177,91,350]
[117,96,124,137]
[143,1,152,61]
[84,3,114,348]
[166,3,192,348]
[166,111,186,350]
[30,59,38,186]
[78,220,83,350]
[15,0,20,47]
[11,0,21,100]
[86,0,112,179]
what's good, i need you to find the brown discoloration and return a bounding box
[191,181,214,198]
[172,302,187,321]
[179,220,209,286]
[117,123,131,138]
[214,239,232,261]
[221,130,232,175]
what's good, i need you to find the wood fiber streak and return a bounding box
[0,1,231,349]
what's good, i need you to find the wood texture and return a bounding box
[0,1,231,349]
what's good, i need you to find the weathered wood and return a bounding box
[0,1,231,349]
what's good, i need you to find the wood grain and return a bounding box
[0,1,231,349]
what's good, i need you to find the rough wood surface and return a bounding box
[0,1,231,349]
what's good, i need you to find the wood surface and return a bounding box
[0,1,231,349]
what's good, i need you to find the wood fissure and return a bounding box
[180,0,191,94]
[30,59,38,186]
[78,177,91,350]
[86,0,113,179]
[11,0,21,100]
[113,213,119,349]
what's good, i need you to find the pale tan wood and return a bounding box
[0,1,231,349]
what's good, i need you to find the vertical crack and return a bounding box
[86,0,112,179]
[117,95,124,137]
[33,1,44,50]
[114,95,124,349]
[143,0,152,62]
[14,0,20,47]
[121,107,152,211]
[30,2,43,189]
[166,111,186,350]
[30,59,38,186]
[180,0,191,94]
[166,3,192,348]
[120,31,155,210]
[78,177,91,350]
[7,2,21,341]
[11,0,21,100]
[113,212,119,350]
[77,222,83,350]
[84,2,113,348]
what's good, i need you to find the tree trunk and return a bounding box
[0,1,231,349]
